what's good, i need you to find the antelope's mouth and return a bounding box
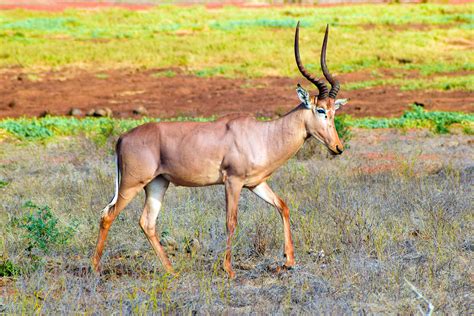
[329,145,344,155]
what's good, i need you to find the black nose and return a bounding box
[336,145,343,154]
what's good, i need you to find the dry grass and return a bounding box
[1,129,473,314]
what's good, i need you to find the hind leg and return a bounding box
[92,184,142,273]
[139,176,174,274]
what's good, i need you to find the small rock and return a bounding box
[86,109,96,116]
[69,108,82,116]
[87,107,113,117]
[104,107,113,117]
[133,106,148,116]
[94,107,112,117]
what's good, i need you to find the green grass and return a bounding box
[0,115,216,141]
[344,74,474,91]
[1,106,472,142]
[151,69,176,78]
[0,4,472,80]
[348,105,474,133]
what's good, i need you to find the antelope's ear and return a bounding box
[296,84,312,109]
[334,98,349,110]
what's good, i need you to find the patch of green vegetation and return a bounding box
[195,66,228,77]
[345,75,474,91]
[404,62,474,76]
[0,259,21,277]
[349,104,474,134]
[345,79,387,90]
[1,119,54,140]
[12,201,78,254]
[1,106,471,142]
[0,17,80,32]
[0,180,8,188]
[400,75,474,91]
[0,115,216,141]
[210,18,311,31]
[95,73,109,79]
[0,4,471,81]
[335,114,352,143]
[151,70,176,78]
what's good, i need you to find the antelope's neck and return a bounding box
[262,106,308,166]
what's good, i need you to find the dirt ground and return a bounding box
[1,68,473,119]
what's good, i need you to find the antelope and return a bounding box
[92,23,348,278]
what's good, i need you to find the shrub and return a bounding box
[335,114,352,144]
[0,259,21,277]
[13,201,78,254]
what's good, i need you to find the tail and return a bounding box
[101,154,121,218]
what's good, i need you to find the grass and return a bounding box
[1,128,472,313]
[150,69,176,78]
[0,4,472,83]
[346,106,474,134]
[344,74,474,91]
[0,106,472,142]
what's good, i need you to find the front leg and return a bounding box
[250,182,295,268]
[224,177,243,279]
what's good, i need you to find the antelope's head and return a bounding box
[294,22,348,155]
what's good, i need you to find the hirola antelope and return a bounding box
[92,23,348,278]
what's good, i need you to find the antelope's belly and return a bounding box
[161,163,223,187]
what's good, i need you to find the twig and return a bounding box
[404,278,434,316]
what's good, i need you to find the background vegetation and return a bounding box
[0,4,473,91]
[1,106,472,143]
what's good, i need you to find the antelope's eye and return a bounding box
[316,108,327,117]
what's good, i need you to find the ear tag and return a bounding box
[296,84,312,109]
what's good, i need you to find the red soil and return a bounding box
[1,68,472,119]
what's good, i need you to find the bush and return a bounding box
[335,114,352,144]
[0,259,21,277]
[13,201,78,254]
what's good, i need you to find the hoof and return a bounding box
[267,263,294,274]
[91,259,101,275]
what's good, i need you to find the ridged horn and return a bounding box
[321,24,340,99]
[294,21,328,100]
